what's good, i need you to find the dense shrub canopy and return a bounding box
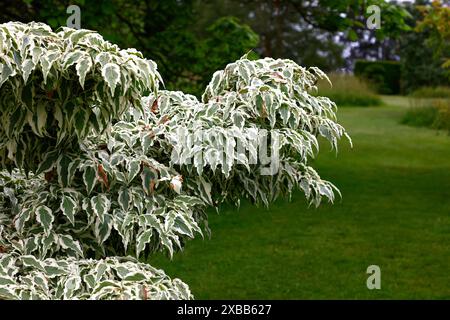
[0,22,160,172]
[0,22,349,299]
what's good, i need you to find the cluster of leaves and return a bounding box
[0,162,205,261]
[0,22,160,172]
[0,22,349,299]
[145,57,352,207]
[0,22,192,300]
[0,158,196,300]
[0,254,191,300]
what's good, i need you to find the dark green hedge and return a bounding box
[354,60,401,95]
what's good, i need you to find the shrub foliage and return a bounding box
[0,22,159,172]
[354,60,401,95]
[0,22,349,299]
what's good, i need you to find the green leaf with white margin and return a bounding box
[31,47,43,65]
[36,149,59,175]
[0,287,18,300]
[83,166,97,194]
[24,237,38,254]
[141,132,154,154]
[123,272,147,282]
[94,261,108,282]
[59,234,83,257]
[21,59,35,83]
[139,213,163,231]
[279,104,291,125]
[73,107,89,138]
[67,159,80,186]
[91,280,120,299]
[56,154,72,187]
[173,215,195,237]
[0,63,15,87]
[76,55,93,88]
[33,273,49,293]
[60,195,77,225]
[41,232,57,258]
[63,275,81,300]
[91,194,110,223]
[43,263,67,278]
[14,208,32,234]
[127,159,141,183]
[94,52,110,67]
[35,103,47,137]
[21,255,45,271]
[40,50,59,83]
[70,29,95,44]
[136,229,153,258]
[112,210,134,251]
[95,213,113,244]
[118,187,132,212]
[63,50,84,69]
[83,274,96,289]
[101,63,120,95]
[0,276,16,286]
[160,236,174,258]
[238,62,250,84]
[36,205,54,235]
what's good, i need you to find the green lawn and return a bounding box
[151,97,450,299]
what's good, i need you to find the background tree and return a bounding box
[192,0,411,70]
[399,0,450,92]
[416,0,450,71]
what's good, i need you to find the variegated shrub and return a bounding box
[0,22,350,300]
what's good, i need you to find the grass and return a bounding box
[150,96,450,299]
[316,73,382,107]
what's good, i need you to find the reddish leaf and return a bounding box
[46,90,55,99]
[97,164,109,190]
[158,115,170,125]
[150,98,159,114]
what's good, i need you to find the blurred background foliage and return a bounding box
[0,0,448,97]
[1,0,436,97]
[315,73,383,107]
